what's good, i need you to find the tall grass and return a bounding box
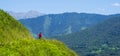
[0,39,78,56]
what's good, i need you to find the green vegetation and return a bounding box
[0,9,78,56]
[54,16,120,56]
[0,9,33,42]
[0,39,78,56]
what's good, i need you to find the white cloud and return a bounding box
[112,3,120,7]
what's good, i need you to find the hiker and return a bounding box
[38,32,42,39]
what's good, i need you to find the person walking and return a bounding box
[39,32,42,39]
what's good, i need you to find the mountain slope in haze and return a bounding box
[8,10,44,19]
[54,16,120,56]
[19,12,108,37]
[0,9,78,56]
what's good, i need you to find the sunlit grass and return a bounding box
[0,39,78,56]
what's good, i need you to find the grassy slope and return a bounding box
[0,39,78,56]
[0,9,78,56]
[0,9,32,42]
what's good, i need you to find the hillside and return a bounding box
[0,9,33,42]
[0,39,78,56]
[19,13,108,37]
[52,16,120,56]
[0,9,78,56]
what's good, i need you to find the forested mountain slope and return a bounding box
[53,16,120,56]
[19,13,108,37]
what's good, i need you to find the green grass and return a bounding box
[0,39,78,56]
[0,9,33,42]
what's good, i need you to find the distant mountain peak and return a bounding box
[8,10,45,20]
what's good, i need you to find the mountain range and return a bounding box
[52,16,120,56]
[19,12,112,37]
[18,12,120,56]
[8,10,44,19]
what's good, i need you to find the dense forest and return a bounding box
[50,16,120,56]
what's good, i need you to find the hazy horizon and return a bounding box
[1,0,120,15]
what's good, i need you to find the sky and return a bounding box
[0,0,120,14]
